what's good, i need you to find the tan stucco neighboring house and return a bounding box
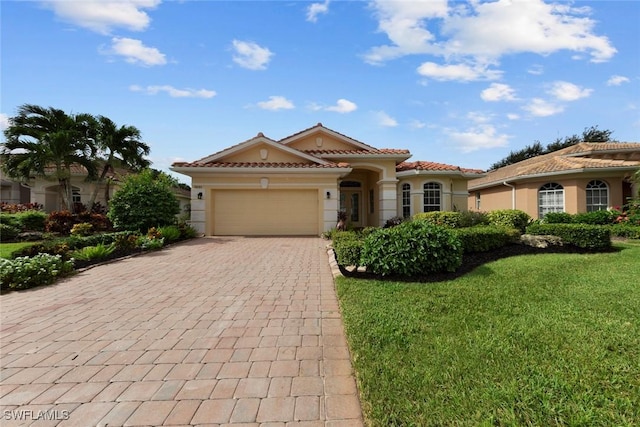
[467,142,640,219]
[171,123,485,236]
[1,166,191,215]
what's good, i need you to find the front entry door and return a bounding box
[340,190,362,228]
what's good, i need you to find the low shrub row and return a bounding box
[526,223,612,250]
[413,209,532,232]
[452,226,521,253]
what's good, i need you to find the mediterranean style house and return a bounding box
[467,142,640,219]
[171,123,485,236]
[0,166,191,215]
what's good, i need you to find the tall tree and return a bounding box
[489,126,614,170]
[87,116,151,208]
[1,104,97,212]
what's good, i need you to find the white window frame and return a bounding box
[423,182,441,212]
[401,183,411,218]
[586,180,609,212]
[538,182,564,218]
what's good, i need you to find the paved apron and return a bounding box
[0,237,363,426]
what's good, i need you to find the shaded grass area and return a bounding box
[0,241,40,259]
[336,243,640,426]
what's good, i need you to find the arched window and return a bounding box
[538,183,564,218]
[402,183,411,218]
[586,180,608,212]
[423,182,441,212]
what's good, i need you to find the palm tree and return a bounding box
[1,104,97,213]
[87,116,151,208]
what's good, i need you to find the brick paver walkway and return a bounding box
[0,237,363,426]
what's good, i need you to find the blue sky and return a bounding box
[2,0,639,184]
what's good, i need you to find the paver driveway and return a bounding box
[0,237,363,426]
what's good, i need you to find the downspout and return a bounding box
[503,181,516,209]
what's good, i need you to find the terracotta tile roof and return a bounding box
[171,161,350,169]
[469,142,640,189]
[397,161,485,174]
[304,148,411,156]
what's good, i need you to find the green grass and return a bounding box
[0,241,40,259]
[336,243,640,426]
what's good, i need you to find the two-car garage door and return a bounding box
[212,190,319,235]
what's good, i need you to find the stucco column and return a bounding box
[190,187,206,235]
[323,186,339,233]
[378,179,398,226]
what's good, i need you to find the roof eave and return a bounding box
[396,169,486,178]
[468,165,640,190]
[170,165,353,174]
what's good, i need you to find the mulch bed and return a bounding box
[338,243,614,283]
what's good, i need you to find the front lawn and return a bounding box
[0,241,39,259]
[337,242,640,426]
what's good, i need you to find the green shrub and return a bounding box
[71,243,116,261]
[158,225,181,242]
[413,211,463,228]
[138,235,164,250]
[609,224,640,239]
[452,226,521,253]
[0,254,74,290]
[332,231,364,267]
[177,222,198,239]
[459,210,490,227]
[114,232,141,251]
[383,216,405,228]
[70,222,93,236]
[361,221,462,277]
[487,209,531,232]
[526,223,611,250]
[108,169,180,231]
[0,213,20,228]
[543,212,574,224]
[0,223,20,242]
[14,210,47,231]
[573,210,618,225]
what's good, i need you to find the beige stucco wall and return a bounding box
[285,132,353,151]
[398,175,471,217]
[224,144,313,164]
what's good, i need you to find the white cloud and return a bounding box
[548,81,593,101]
[375,111,398,127]
[129,85,216,98]
[467,112,492,124]
[0,113,9,131]
[445,124,510,153]
[325,99,357,113]
[257,96,295,111]
[107,37,166,66]
[409,119,426,129]
[232,40,273,70]
[481,83,517,102]
[507,113,520,120]
[522,98,565,117]
[607,75,630,86]
[365,0,616,69]
[417,62,501,82]
[42,0,160,35]
[527,64,544,75]
[307,0,330,23]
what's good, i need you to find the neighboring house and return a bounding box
[467,142,640,219]
[1,166,191,216]
[171,123,485,236]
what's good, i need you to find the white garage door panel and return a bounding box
[214,190,318,235]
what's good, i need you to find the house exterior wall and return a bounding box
[285,133,353,151]
[189,171,342,235]
[224,144,313,164]
[398,175,472,217]
[469,171,637,218]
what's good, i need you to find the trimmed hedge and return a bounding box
[526,223,611,250]
[361,221,462,277]
[0,224,20,242]
[332,231,364,268]
[452,226,521,253]
[413,211,463,228]
[609,224,640,239]
[487,209,531,232]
